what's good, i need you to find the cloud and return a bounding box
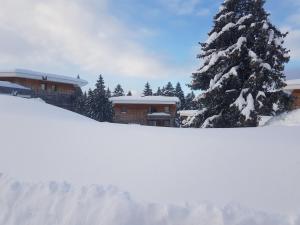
[160,0,209,16]
[0,0,183,79]
[281,2,300,61]
[285,28,300,60]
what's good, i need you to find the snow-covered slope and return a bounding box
[1,95,300,224]
[266,109,300,126]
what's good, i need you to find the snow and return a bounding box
[232,89,248,110]
[209,66,238,90]
[284,79,300,90]
[1,95,300,224]
[259,116,272,126]
[148,112,171,116]
[215,12,233,22]
[261,63,272,71]
[0,69,88,87]
[178,110,198,117]
[249,50,258,61]
[0,175,297,225]
[201,114,220,128]
[235,37,247,50]
[266,109,300,126]
[0,81,30,90]
[206,14,251,46]
[241,94,255,120]
[110,96,180,105]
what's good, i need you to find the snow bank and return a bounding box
[0,175,298,225]
[266,109,300,126]
[1,95,300,222]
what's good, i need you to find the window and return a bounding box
[149,106,157,113]
[149,121,156,126]
[121,106,127,113]
[41,83,46,90]
[164,106,170,113]
[51,85,57,92]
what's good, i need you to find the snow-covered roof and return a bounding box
[284,79,300,90]
[148,112,171,117]
[178,110,198,117]
[110,96,180,105]
[0,69,88,87]
[0,81,30,90]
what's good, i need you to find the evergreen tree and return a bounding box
[127,91,132,96]
[86,75,113,122]
[106,88,112,98]
[143,82,153,96]
[162,82,175,96]
[184,92,197,110]
[154,87,163,96]
[73,90,87,115]
[175,82,185,109]
[188,0,291,128]
[86,88,95,119]
[113,84,124,97]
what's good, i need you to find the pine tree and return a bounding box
[106,88,112,98]
[175,82,185,109]
[163,82,175,96]
[184,92,197,110]
[113,84,124,97]
[127,91,132,96]
[86,88,95,119]
[143,82,153,96]
[188,0,291,128]
[154,87,163,96]
[86,75,113,122]
[73,90,87,115]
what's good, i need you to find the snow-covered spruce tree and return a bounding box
[113,84,124,97]
[154,87,163,96]
[73,90,87,115]
[163,82,176,96]
[86,75,113,122]
[184,91,197,110]
[127,90,132,96]
[143,82,153,96]
[175,82,185,109]
[188,0,291,128]
[85,88,95,119]
[106,88,112,98]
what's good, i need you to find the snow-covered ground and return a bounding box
[1,95,300,224]
[266,109,300,126]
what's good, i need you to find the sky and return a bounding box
[0,0,300,95]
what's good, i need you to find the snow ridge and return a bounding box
[0,175,298,225]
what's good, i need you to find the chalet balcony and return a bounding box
[147,112,172,120]
[147,112,174,127]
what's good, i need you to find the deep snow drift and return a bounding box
[266,109,300,126]
[0,175,298,225]
[1,95,300,224]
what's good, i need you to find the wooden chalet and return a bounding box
[110,96,180,127]
[284,79,300,109]
[0,69,88,109]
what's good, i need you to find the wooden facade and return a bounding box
[0,70,88,110]
[113,103,177,127]
[291,90,300,109]
[0,77,76,94]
